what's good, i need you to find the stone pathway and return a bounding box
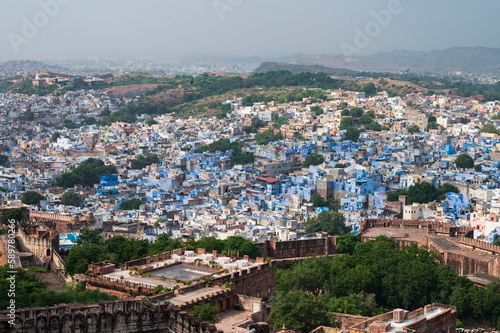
[216,309,253,333]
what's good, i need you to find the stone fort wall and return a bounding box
[359,218,474,238]
[256,236,338,259]
[0,300,221,333]
[17,227,59,264]
[87,259,277,302]
[0,300,223,333]
[29,211,95,234]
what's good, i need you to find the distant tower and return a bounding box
[35,71,40,80]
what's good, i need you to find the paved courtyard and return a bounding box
[169,287,219,306]
[216,309,253,333]
[149,264,213,281]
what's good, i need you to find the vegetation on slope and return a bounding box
[270,236,500,331]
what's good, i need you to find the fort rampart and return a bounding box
[0,300,221,333]
[17,226,59,264]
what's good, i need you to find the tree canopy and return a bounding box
[0,154,8,167]
[51,132,61,142]
[243,118,268,133]
[364,121,382,131]
[75,229,103,246]
[54,158,117,188]
[305,211,350,235]
[309,194,327,208]
[272,236,500,329]
[455,154,474,169]
[359,111,375,125]
[386,189,408,202]
[269,290,334,332]
[348,107,364,118]
[362,82,377,95]
[64,234,261,275]
[219,236,261,258]
[309,194,338,211]
[189,303,221,324]
[310,105,324,115]
[341,127,361,142]
[303,153,325,168]
[406,181,441,205]
[145,119,158,126]
[407,124,420,134]
[198,138,254,166]
[21,191,45,206]
[255,128,283,145]
[387,182,459,205]
[336,233,361,253]
[61,191,83,207]
[131,154,160,169]
[0,265,115,309]
[119,198,143,210]
[1,208,23,225]
[339,117,354,130]
[479,124,499,135]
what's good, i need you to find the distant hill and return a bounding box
[254,62,359,76]
[288,53,378,72]
[360,47,500,74]
[0,60,67,77]
[286,47,500,75]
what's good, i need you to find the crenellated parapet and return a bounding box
[0,300,221,333]
[360,218,474,237]
[457,237,500,255]
[29,211,95,234]
[29,211,78,223]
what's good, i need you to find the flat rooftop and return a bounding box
[385,308,445,333]
[149,264,212,281]
[101,251,262,290]
[362,227,429,243]
[169,287,219,306]
[465,273,500,286]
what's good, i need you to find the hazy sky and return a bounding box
[1,0,499,60]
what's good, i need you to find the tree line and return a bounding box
[0,265,115,309]
[198,138,255,165]
[100,71,341,123]
[54,158,117,188]
[386,181,459,204]
[64,231,261,275]
[269,236,500,332]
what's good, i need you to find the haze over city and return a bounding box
[1,0,500,60]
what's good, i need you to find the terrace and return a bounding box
[91,248,266,301]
